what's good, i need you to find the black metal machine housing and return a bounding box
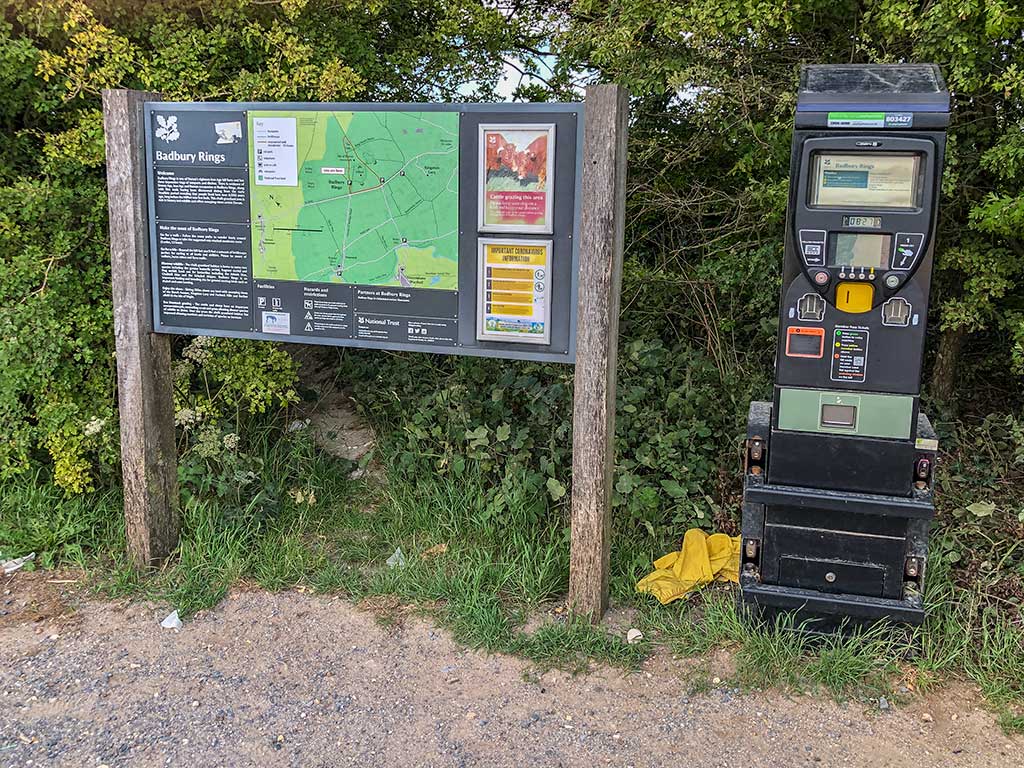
[740,64,949,628]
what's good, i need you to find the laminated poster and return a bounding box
[476,239,551,344]
[478,124,555,234]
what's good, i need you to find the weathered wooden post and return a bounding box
[568,84,629,621]
[102,88,180,568]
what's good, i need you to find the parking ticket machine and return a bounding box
[739,64,949,627]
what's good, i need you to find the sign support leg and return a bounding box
[102,88,180,568]
[569,84,629,622]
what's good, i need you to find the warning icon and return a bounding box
[304,323,313,332]
[304,311,313,320]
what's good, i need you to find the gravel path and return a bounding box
[1,572,1021,767]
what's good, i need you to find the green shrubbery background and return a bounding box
[1,0,1022,603]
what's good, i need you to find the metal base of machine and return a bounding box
[739,401,936,630]
[738,577,925,631]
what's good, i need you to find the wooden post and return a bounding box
[102,89,180,568]
[569,84,629,622]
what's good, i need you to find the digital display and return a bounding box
[842,215,882,229]
[829,233,892,269]
[811,153,919,208]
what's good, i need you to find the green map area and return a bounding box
[249,110,459,289]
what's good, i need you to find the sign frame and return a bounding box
[477,122,556,235]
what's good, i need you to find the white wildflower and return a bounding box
[83,417,105,437]
[175,408,198,427]
[182,336,213,363]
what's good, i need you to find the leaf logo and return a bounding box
[155,115,180,142]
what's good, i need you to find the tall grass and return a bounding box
[1,444,1021,728]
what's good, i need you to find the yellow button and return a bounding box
[835,281,874,313]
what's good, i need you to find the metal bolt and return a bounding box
[824,572,837,583]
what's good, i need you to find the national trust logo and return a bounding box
[155,114,180,142]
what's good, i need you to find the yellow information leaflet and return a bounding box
[476,239,551,344]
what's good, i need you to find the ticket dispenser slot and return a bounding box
[741,63,948,628]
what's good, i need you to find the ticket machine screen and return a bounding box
[810,153,919,208]
[829,233,892,269]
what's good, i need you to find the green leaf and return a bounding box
[495,423,511,442]
[546,476,566,501]
[465,425,488,441]
[660,479,686,498]
[615,473,636,494]
[966,501,996,517]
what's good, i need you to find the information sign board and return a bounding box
[144,102,583,362]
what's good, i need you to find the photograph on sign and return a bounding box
[478,124,554,234]
[476,238,551,344]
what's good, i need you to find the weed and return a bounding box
[2,422,1023,728]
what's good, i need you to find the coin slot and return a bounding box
[797,292,826,322]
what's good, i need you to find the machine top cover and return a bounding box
[797,64,949,113]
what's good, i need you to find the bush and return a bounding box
[0,0,541,490]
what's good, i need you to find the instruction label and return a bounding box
[830,326,869,383]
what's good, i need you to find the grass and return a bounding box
[1,430,1022,731]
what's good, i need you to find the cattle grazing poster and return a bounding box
[478,124,555,234]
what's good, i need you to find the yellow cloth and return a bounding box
[636,529,741,605]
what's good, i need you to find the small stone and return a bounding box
[951,714,958,721]
[712,677,721,685]
[466,711,476,720]
[626,628,643,645]
[921,713,934,723]
[878,697,889,711]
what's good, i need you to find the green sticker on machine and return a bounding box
[827,111,914,128]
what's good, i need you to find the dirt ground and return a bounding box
[1,571,1021,768]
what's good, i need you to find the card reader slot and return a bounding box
[766,506,908,537]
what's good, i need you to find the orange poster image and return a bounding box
[478,124,555,234]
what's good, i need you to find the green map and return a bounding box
[248,110,459,289]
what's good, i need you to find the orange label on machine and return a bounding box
[785,326,825,358]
